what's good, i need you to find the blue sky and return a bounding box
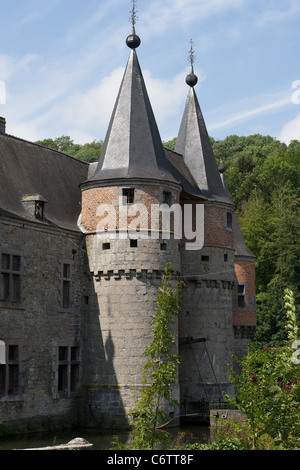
[0,0,299,145]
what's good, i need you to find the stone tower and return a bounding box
[175,64,236,404]
[80,26,182,427]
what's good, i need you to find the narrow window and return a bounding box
[58,346,68,392]
[224,253,228,262]
[62,264,71,308]
[0,364,5,396]
[70,347,80,392]
[227,212,233,229]
[122,188,135,204]
[238,284,246,308]
[160,242,167,251]
[7,345,19,396]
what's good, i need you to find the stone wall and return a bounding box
[179,201,236,404]
[0,215,88,432]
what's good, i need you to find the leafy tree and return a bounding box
[113,263,183,450]
[226,289,300,449]
[36,135,103,162]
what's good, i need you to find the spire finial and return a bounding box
[186,39,198,87]
[130,0,138,28]
[189,39,196,68]
[126,0,141,49]
[218,158,226,174]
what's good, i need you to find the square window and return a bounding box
[102,243,111,250]
[201,255,210,262]
[238,284,245,294]
[122,188,135,204]
[163,191,172,206]
[1,254,22,304]
[130,239,138,248]
[160,243,167,251]
[59,346,68,362]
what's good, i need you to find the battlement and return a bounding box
[91,268,235,289]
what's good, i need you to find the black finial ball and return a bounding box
[126,34,141,49]
[186,73,198,87]
[218,161,226,174]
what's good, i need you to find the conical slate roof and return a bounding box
[175,68,233,204]
[90,30,177,185]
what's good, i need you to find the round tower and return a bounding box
[175,55,236,407]
[80,27,182,428]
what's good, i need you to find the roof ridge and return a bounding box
[0,132,89,166]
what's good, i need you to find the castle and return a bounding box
[0,23,256,431]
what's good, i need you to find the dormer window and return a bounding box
[22,194,47,220]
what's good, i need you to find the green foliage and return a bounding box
[225,290,300,449]
[113,264,183,450]
[211,134,300,349]
[36,136,103,162]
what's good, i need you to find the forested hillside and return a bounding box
[36,134,300,350]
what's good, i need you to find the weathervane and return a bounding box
[186,39,198,88]
[130,0,138,28]
[188,39,196,68]
[126,0,141,49]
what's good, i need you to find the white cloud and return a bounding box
[208,91,292,133]
[141,0,245,34]
[279,114,300,144]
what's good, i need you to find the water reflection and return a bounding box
[0,425,210,450]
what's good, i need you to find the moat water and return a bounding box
[0,424,210,450]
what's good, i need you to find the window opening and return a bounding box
[123,188,135,204]
[238,284,246,308]
[227,212,233,229]
[1,254,21,303]
[62,264,71,308]
[163,191,172,206]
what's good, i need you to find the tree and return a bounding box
[226,289,300,450]
[36,136,102,162]
[114,263,183,450]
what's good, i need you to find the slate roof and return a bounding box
[0,132,89,231]
[90,45,178,186]
[175,83,233,205]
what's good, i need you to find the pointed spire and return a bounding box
[175,42,232,204]
[90,5,176,184]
